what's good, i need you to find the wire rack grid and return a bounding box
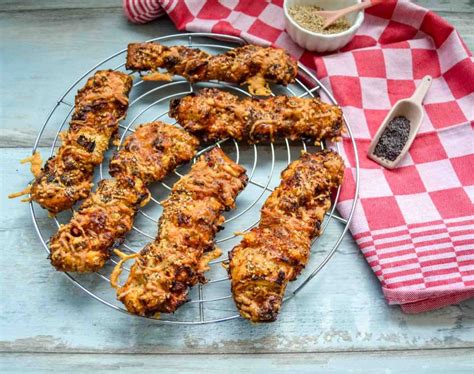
[29,33,360,325]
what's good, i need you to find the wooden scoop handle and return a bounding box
[410,75,432,105]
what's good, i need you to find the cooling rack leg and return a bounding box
[198,285,205,322]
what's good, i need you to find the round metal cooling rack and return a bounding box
[30,33,360,325]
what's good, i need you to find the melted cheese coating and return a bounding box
[126,43,298,94]
[142,71,173,81]
[117,148,248,316]
[48,122,199,273]
[24,70,133,214]
[169,88,344,144]
[22,151,43,177]
[229,150,344,322]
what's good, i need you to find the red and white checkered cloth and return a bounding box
[123,0,474,313]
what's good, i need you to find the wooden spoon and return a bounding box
[368,76,433,169]
[317,0,382,30]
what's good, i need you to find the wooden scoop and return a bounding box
[318,0,382,29]
[368,75,432,169]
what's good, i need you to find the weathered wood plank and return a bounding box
[1,148,473,354]
[1,0,474,367]
[1,0,473,13]
[1,349,474,373]
[0,3,472,148]
[0,0,121,11]
[0,8,181,148]
[414,0,474,13]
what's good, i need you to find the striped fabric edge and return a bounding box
[355,215,474,300]
[123,0,165,24]
[383,284,474,304]
[399,290,474,313]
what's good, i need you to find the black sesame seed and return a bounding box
[374,116,411,162]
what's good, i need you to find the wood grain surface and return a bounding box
[0,0,473,372]
[1,349,474,373]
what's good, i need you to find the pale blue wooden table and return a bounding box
[0,1,473,372]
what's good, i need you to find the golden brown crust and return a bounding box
[117,148,248,316]
[229,150,344,322]
[126,43,297,94]
[29,70,133,214]
[49,122,199,272]
[109,121,200,185]
[49,177,149,272]
[169,88,344,144]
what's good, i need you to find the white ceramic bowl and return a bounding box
[284,0,364,52]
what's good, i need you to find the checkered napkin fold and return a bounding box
[123,0,474,313]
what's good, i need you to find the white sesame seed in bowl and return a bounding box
[284,0,364,53]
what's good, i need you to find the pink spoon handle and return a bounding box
[323,0,382,29]
[333,0,381,19]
